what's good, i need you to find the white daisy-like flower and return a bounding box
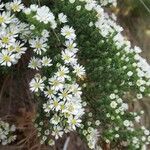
[44,86,56,99]
[0,32,15,47]
[61,50,75,64]
[61,25,76,40]
[49,76,64,91]
[29,37,48,55]
[65,40,78,54]
[35,6,56,25]
[30,4,38,12]
[69,83,82,98]
[29,75,45,92]
[110,101,117,109]
[14,41,27,56]
[41,56,52,67]
[10,0,24,12]
[73,64,86,78]
[0,11,12,26]
[58,13,67,23]
[58,88,72,101]
[0,50,15,67]
[52,126,63,140]
[87,128,100,149]
[55,66,69,81]
[28,57,41,70]
[67,115,82,130]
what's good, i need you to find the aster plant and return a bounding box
[0,0,150,150]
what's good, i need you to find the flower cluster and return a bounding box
[0,119,16,145]
[60,0,150,149]
[0,0,30,67]
[27,6,85,145]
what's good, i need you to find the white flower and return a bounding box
[52,126,63,139]
[67,115,82,130]
[61,50,75,64]
[73,64,85,78]
[110,101,117,108]
[127,71,133,77]
[137,93,143,99]
[29,37,48,55]
[55,66,69,81]
[69,0,76,3]
[85,0,97,11]
[0,50,15,66]
[50,114,61,125]
[69,83,82,98]
[49,76,64,91]
[29,75,45,92]
[58,13,67,23]
[35,6,56,25]
[59,88,72,101]
[41,56,52,67]
[61,26,76,40]
[123,120,130,127]
[0,31,15,47]
[87,128,99,149]
[109,93,116,99]
[30,4,38,11]
[44,86,56,99]
[28,57,41,70]
[0,12,12,26]
[10,0,24,12]
[65,40,78,54]
[14,41,26,53]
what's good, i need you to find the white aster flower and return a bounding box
[0,11,12,26]
[44,86,56,99]
[10,0,24,12]
[49,76,64,91]
[29,75,45,92]
[29,37,48,55]
[110,101,117,109]
[65,40,78,54]
[0,50,15,67]
[73,64,86,78]
[61,50,75,64]
[67,115,82,130]
[58,13,67,23]
[52,126,63,140]
[59,88,72,101]
[69,83,82,98]
[55,66,69,81]
[41,56,52,67]
[61,26,76,40]
[35,6,56,25]
[28,57,41,70]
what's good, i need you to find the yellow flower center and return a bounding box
[2,36,9,44]
[59,70,65,76]
[3,55,11,62]
[53,100,58,107]
[71,119,77,125]
[35,43,42,49]
[0,16,4,24]
[12,4,20,12]
[62,91,68,98]
[8,45,15,52]
[15,46,21,52]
